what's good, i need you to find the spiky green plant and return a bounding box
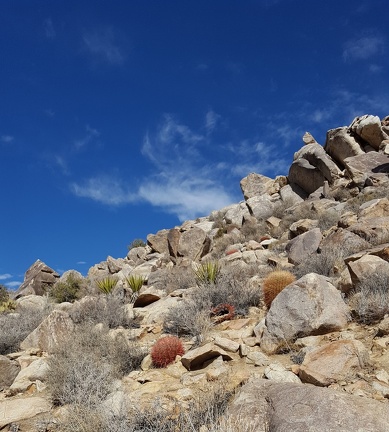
[125,274,145,302]
[96,277,119,295]
[193,261,221,285]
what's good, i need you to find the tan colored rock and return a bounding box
[302,131,319,145]
[289,218,318,237]
[0,396,51,429]
[358,197,389,218]
[264,363,301,383]
[229,378,389,432]
[261,273,349,354]
[167,228,181,258]
[13,260,59,298]
[344,152,389,187]
[324,126,365,166]
[349,216,389,244]
[246,195,274,220]
[213,337,240,353]
[9,358,49,395]
[240,173,275,200]
[245,349,271,367]
[286,228,322,265]
[299,340,368,386]
[20,310,75,354]
[177,226,208,260]
[147,229,169,255]
[181,342,233,371]
[347,254,389,287]
[350,114,389,150]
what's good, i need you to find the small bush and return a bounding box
[193,261,221,285]
[50,272,84,303]
[0,284,9,304]
[0,299,16,313]
[128,238,146,250]
[262,270,296,308]
[151,336,185,368]
[0,304,51,354]
[96,276,119,294]
[70,295,134,329]
[348,272,389,324]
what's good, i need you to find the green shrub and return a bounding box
[0,284,9,304]
[0,299,16,313]
[96,276,119,294]
[50,272,84,303]
[128,238,146,250]
[193,261,221,285]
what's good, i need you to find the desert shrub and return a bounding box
[344,186,389,214]
[262,270,296,308]
[240,219,269,242]
[128,238,146,250]
[0,284,9,304]
[316,208,340,231]
[96,276,119,294]
[348,272,389,324]
[50,272,84,303]
[193,261,221,285]
[70,295,134,329]
[210,231,244,259]
[47,324,145,407]
[0,299,16,313]
[151,336,185,368]
[164,263,261,342]
[0,304,51,354]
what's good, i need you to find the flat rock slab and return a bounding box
[181,342,233,371]
[299,340,368,386]
[0,397,51,428]
[344,152,389,187]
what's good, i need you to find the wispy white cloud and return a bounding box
[83,28,125,64]
[5,281,22,289]
[205,110,220,134]
[343,36,385,62]
[74,125,100,151]
[71,176,138,206]
[369,64,383,74]
[1,135,14,143]
[0,273,12,280]
[44,18,56,39]
[77,261,87,265]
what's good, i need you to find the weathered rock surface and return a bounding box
[13,260,59,298]
[299,340,368,386]
[228,378,389,432]
[0,356,20,389]
[0,396,51,429]
[177,226,208,260]
[350,114,389,150]
[181,342,233,370]
[344,152,389,187]
[324,126,365,166]
[9,358,49,395]
[20,310,75,353]
[261,273,349,354]
[347,254,389,287]
[286,227,322,264]
[240,173,275,200]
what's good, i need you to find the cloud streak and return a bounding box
[83,28,125,64]
[343,36,385,61]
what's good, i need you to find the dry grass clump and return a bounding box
[69,295,135,329]
[47,324,145,408]
[343,186,389,214]
[262,270,296,308]
[348,272,389,324]
[0,303,51,354]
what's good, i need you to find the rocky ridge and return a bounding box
[2,114,389,431]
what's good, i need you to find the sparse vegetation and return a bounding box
[125,274,145,301]
[50,272,85,303]
[348,272,389,324]
[128,238,146,250]
[0,284,9,304]
[193,261,221,285]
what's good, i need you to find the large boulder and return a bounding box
[261,273,349,354]
[240,173,275,200]
[324,126,365,166]
[347,254,389,287]
[223,202,250,226]
[348,216,389,244]
[299,340,368,386]
[286,228,322,265]
[20,310,75,354]
[147,229,170,255]
[343,152,389,187]
[228,378,389,432]
[13,260,59,298]
[350,114,389,150]
[246,195,274,220]
[177,226,209,260]
[9,358,49,395]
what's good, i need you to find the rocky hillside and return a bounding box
[1,113,389,431]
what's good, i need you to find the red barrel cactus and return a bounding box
[151,336,185,368]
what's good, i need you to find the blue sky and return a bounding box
[1,0,389,289]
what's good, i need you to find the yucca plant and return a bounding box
[125,274,145,302]
[96,276,119,295]
[193,261,221,285]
